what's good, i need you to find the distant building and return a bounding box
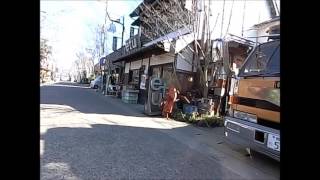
[244,16,280,43]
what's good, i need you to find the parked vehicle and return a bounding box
[90,76,102,89]
[224,38,280,161]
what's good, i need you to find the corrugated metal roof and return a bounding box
[107,28,193,63]
[113,44,162,63]
[129,0,156,17]
[253,16,280,28]
[131,18,141,26]
[143,27,192,47]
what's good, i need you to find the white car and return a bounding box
[90,76,102,89]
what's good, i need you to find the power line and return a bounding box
[220,0,226,38]
[224,0,235,38]
[210,12,220,39]
[241,0,247,37]
[273,0,280,15]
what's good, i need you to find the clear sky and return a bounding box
[41,0,142,71]
[41,0,279,72]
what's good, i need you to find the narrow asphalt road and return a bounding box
[40,82,280,180]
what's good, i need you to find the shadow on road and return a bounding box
[40,124,242,180]
[40,82,145,117]
[40,82,280,179]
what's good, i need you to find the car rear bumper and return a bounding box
[224,116,280,161]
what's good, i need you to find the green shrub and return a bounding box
[171,108,224,128]
[172,109,186,122]
[202,115,224,127]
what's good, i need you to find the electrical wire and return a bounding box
[139,0,196,64]
[126,0,214,71]
[224,0,235,38]
[273,0,280,16]
[138,0,198,55]
[241,0,247,37]
[220,0,226,38]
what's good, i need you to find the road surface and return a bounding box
[40,82,280,180]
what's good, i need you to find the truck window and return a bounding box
[239,40,280,77]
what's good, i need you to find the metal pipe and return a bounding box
[245,34,280,38]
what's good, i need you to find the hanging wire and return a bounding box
[224,0,235,38]
[273,0,280,16]
[241,0,247,37]
[220,0,226,38]
[210,13,220,38]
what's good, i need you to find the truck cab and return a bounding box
[224,38,280,161]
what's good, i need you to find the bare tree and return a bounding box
[85,48,97,76]
[71,60,81,81]
[139,0,221,98]
[40,38,52,66]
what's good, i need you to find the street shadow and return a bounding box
[40,82,280,179]
[40,124,242,180]
[40,82,146,117]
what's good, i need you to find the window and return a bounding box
[240,40,280,76]
[132,70,139,84]
[152,66,162,78]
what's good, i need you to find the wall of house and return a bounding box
[176,45,194,72]
[123,53,174,85]
[174,33,195,53]
[256,21,280,43]
[130,60,142,70]
[125,63,130,73]
[244,20,280,43]
[150,53,174,66]
[121,51,196,95]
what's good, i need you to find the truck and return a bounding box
[224,36,280,161]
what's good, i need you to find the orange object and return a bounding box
[162,86,177,119]
[216,79,223,87]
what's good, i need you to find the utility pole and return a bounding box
[99,0,108,94]
[106,11,125,85]
[121,16,125,49]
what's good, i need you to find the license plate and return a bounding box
[267,134,280,151]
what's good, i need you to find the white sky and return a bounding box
[41,0,141,71]
[41,0,279,71]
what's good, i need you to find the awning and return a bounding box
[129,0,156,17]
[129,3,142,17]
[113,44,164,63]
[131,18,141,27]
[143,27,192,47]
[110,28,194,63]
[252,16,280,28]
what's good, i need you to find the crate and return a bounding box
[122,99,138,104]
[122,96,138,101]
[183,104,198,115]
[121,89,139,104]
[122,93,138,100]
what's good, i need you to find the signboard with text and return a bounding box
[124,35,140,54]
